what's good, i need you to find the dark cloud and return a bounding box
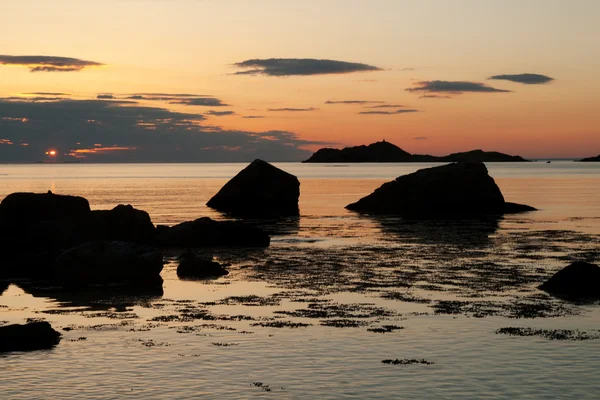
[0,99,324,162]
[488,73,554,85]
[97,94,114,99]
[206,110,235,116]
[23,92,70,96]
[131,93,201,97]
[0,96,65,102]
[407,80,510,94]
[169,97,229,107]
[367,104,406,108]
[358,109,419,115]
[233,58,382,76]
[242,115,265,119]
[127,95,144,100]
[0,55,103,72]
[325,100,385,105]
[412,136,428,140]
[419,94,453,99]
[268,107,318,112]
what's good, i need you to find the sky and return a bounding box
[0,0,599,162]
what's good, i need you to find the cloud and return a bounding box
[169,97,229,107]
[412,136,428,140]
[488,73,554,85]
[0,99,325,162]
[206,110,235,116]
[0,55,103,72]
[233,58,382,76]
[407,80,510,94]
[358,109,419,115]
[325,100,385,105]
[0,96,65,102]
[367,104,406,108]
[97,94,114,99]
[242,115,265,119]
[23,92,70,96]
[268,107,318,112]
[419,94,453,99]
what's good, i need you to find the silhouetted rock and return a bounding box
[55,241,163,286]
[0,281,9,295]
[0,191,90,227]
[177,251,229,279]
[157,217,270,247]
[303,141,528,163]
[441,149,528,162]
[207,159,300,217]
[0,321,61,352]
[85,205,157,244]
[579,155,600,162]
[346,162,535,216]
[539,261,600,299]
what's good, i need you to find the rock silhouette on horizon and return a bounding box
[207,159,300,217]
[539,261,600,300]
[303,140,528,163]
[579,155,600,162]
[346,161,535,216]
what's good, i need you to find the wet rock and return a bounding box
[539,261,600,299]
[157,217,270,247]
[177,251,229,279]
[0,321,61,352]
[55,241,163,286]
[84,205,157,244]
[346,162,535,216]
[207,159,300,217]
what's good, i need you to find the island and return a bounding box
[302,140,529,163]
[579,155,600,162]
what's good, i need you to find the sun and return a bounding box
[45,149,57,156]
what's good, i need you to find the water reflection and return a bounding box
[17,280,163,310]
[373,216,501,247]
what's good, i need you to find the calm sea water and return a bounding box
[1,161,600,399]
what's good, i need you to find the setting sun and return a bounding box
[45,149,57,156]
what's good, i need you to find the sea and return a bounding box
[1,161,599,399]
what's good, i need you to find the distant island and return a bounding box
[579,155,600,162]
[302,141,529,163]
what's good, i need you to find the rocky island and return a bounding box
[303,140,528,163]
[579,155,600,162]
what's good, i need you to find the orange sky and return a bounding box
[0,0,599,159]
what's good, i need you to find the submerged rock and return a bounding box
[55,241,163,286]
[177,251,229,279]
[157,217,270,247]
[346,162,535,216]
[0,321,61,352]
[207,159,300,217]
[539,261,600,299]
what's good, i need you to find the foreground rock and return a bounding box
[346,162,535,216]
[55,241,163,286]
[0,191,90,227]
[539,261,600,299]
[177,251,229,279]
[579,155,600,162]
[85,204,157,244]
[303,141,528,163]
[0,321,61,352]
[157,217,270,247]
[207,159,300,217]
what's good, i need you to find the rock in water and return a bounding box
[207,159,300,217]
[157,217,270,247]
[85,204,157,244]
[55,241,164,286]
[0,191,90,227]
[539,261,600,299]
[346,162,535,216]
[177,251,229,279]
[0,321,61,352]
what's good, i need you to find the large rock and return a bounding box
[84,204,157,244]
[539,261,600,299]
[157,217,270,247]
[55,241,164,286]
[0,191,90,227]
[207,159,300,217]
[346,162,535,216]
[177,251,229,279]
[0,321,61,352]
